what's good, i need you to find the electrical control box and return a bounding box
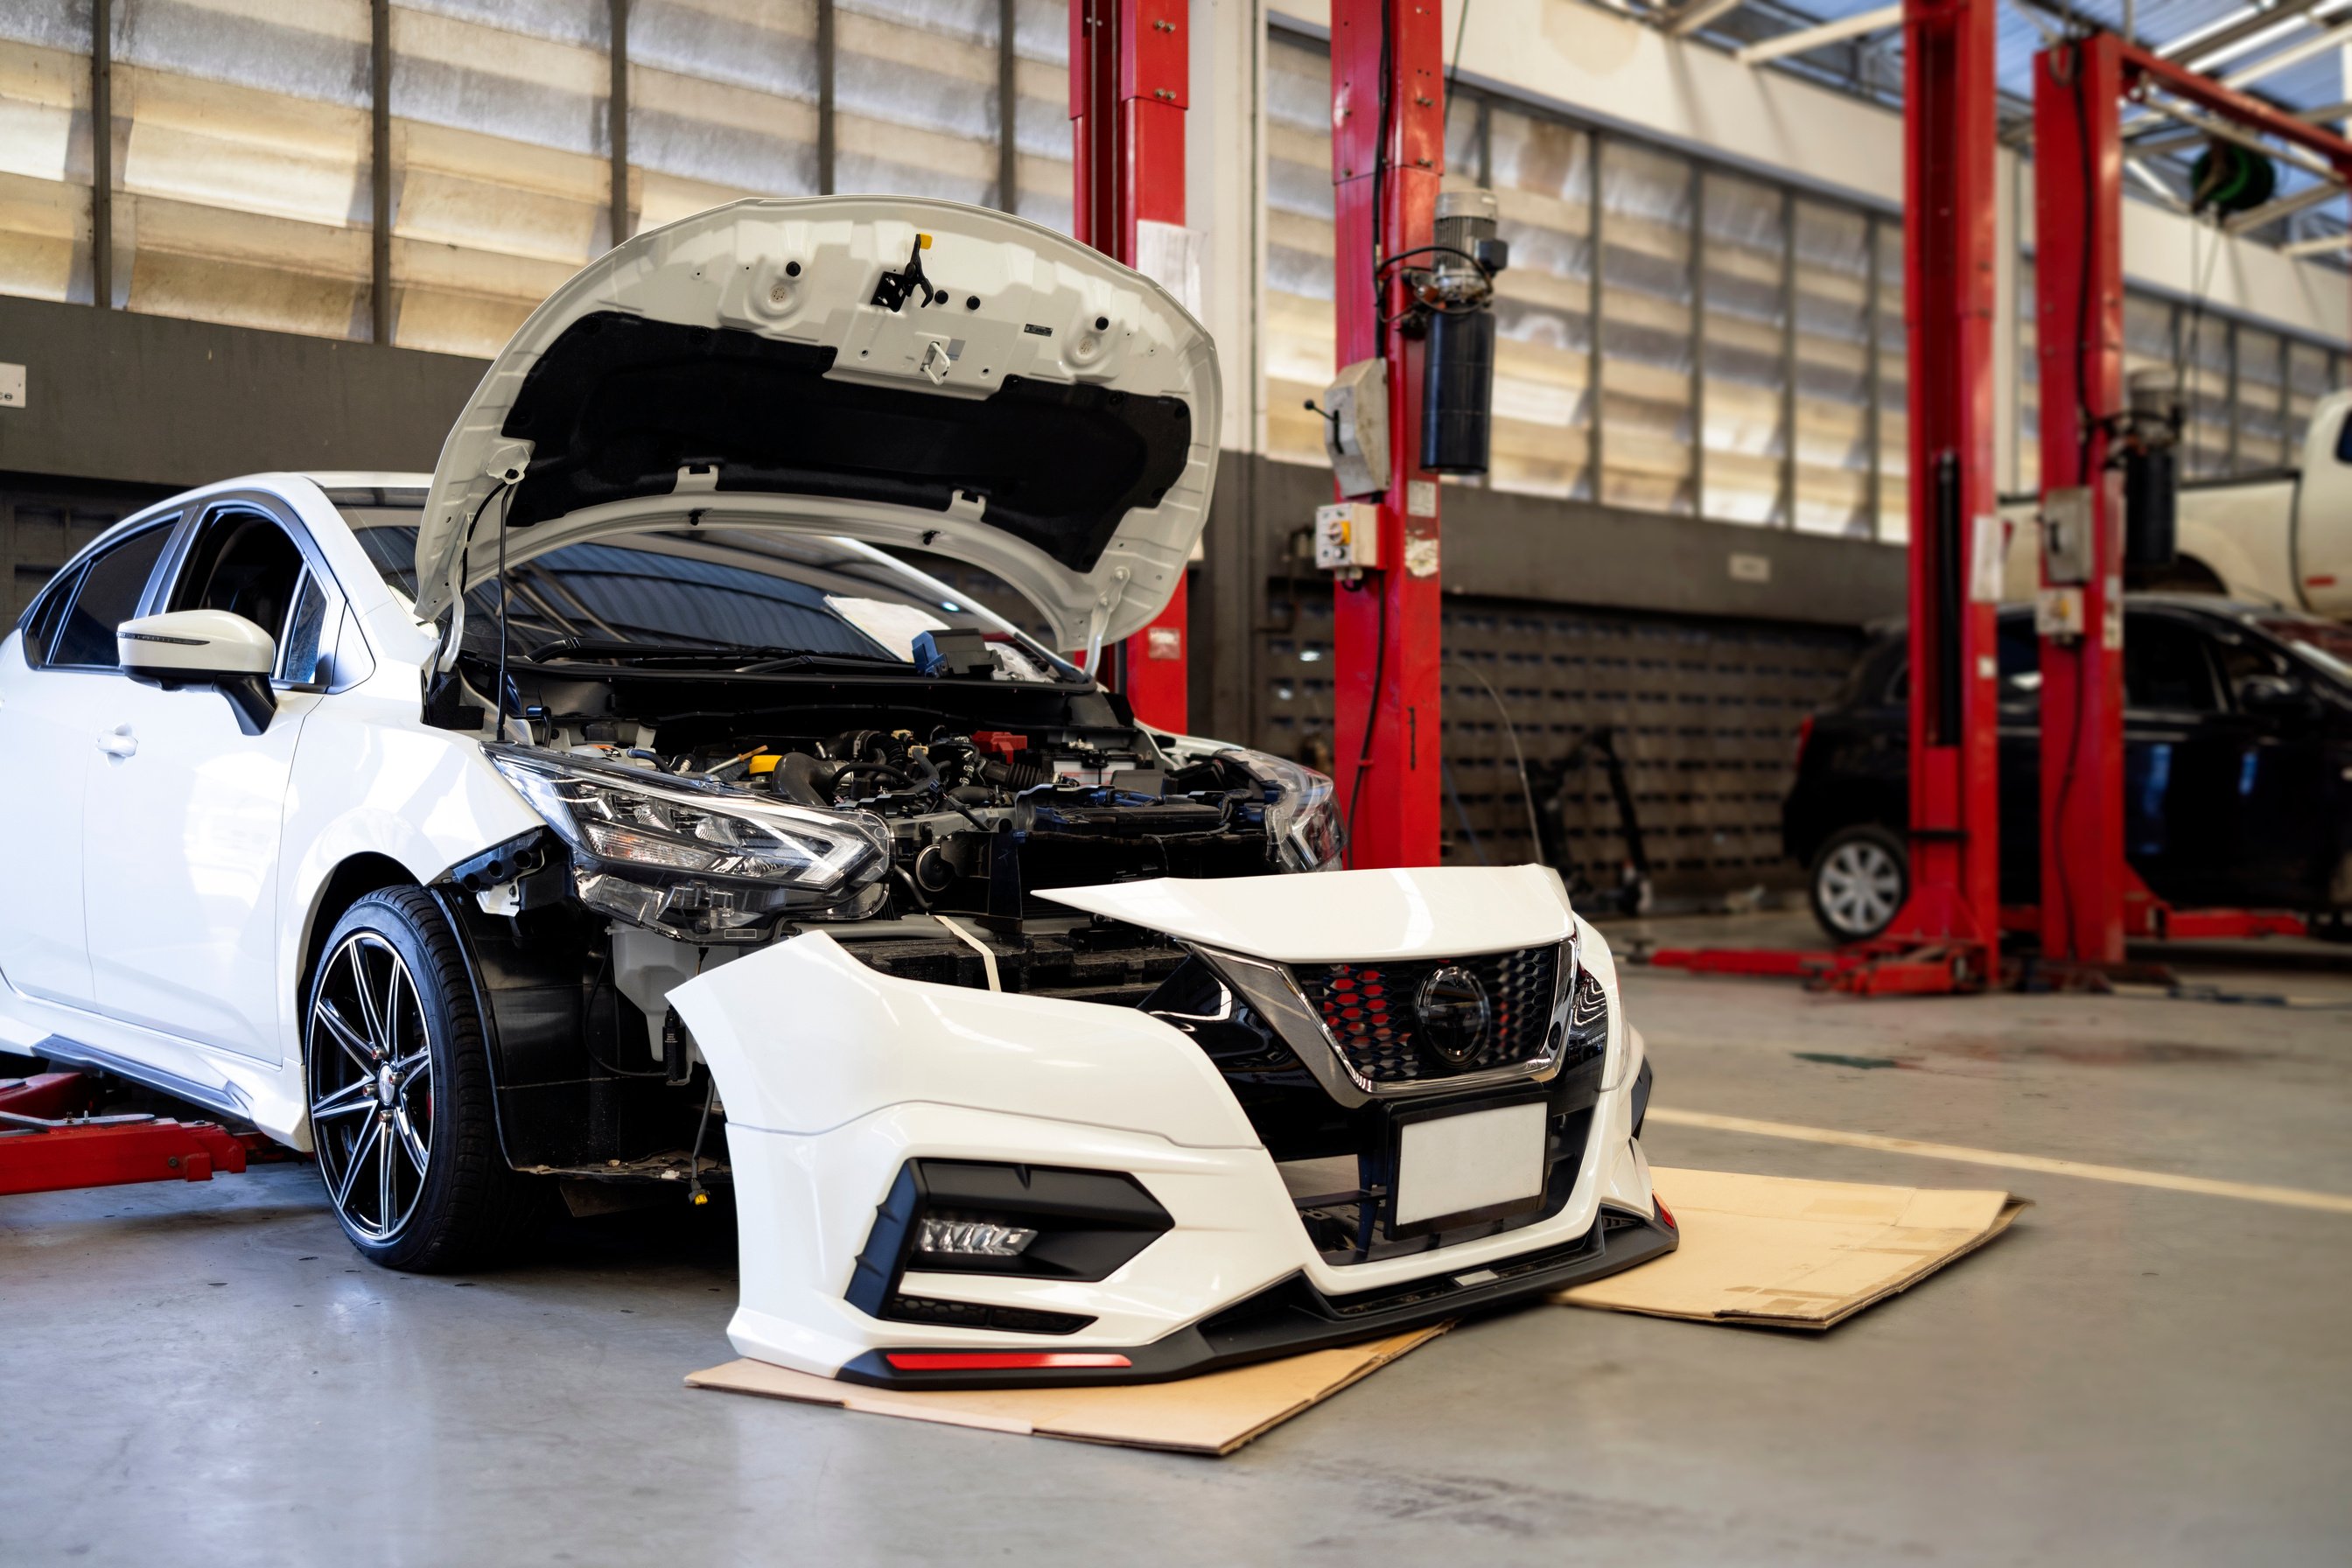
[1320,359,1390,499]
[2035,586,2085,641]
[1314,501,1381,574]
[2041,486,2094,586]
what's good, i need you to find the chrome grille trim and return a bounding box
[1201,934,1582,1107]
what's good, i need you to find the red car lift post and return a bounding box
[1071,0,1190,732]
[1327,0,1445,869]
[2029,36,2352,968]
[0,1071,251,1197]
[1652,0,2003,994]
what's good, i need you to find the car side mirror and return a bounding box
[117,609,278,736]
[2237,674,2316,719]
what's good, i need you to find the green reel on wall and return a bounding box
[2188,139,2278,217]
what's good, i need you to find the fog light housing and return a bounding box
[845,1159,1176,1323]
[916,1215,1039,1259]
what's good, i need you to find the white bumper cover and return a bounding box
[668,865,1665,1382]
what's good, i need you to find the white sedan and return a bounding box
[0,197,1670,1386]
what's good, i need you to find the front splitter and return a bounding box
[833,1204,1678,1390]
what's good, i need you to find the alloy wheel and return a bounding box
[1818,838,1903,936]
[306,931,433,1242]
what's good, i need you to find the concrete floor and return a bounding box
[6,913,2349,1566]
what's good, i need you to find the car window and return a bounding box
[41,522,178,670]
[1997,615,2041,700]
[278,570,332,686]
[2124,616,2219,713]
[2210,629,2296,705]
[2254,615,2352,686]
[340,500,1082,683]
[171,507,310,644]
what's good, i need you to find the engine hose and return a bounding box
[830,761,913,787]
[976,757,1054,792]
[769,751,835,808]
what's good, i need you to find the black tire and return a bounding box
[1808,823,1908,943]
[304,886,541,1271]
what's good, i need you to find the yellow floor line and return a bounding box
[1647,1106,2352,1215]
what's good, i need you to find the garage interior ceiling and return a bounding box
[1648,0,2352,253]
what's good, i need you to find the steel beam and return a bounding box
[1737,4,1902,66]
[1669,0,1754,36]
[608,0,630,248]
[1071,0,1191,731]
[91,0,111,309]
[1878,0,2001,976]
[2119,39,2352,172]
[1330,0,1445,868]
[2219,15,2352,89]
[371,0,391,341]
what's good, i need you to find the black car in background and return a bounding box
[1782,596,2352,942]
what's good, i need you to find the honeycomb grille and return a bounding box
[1565,967,1608,1059]
[1292,944,1564,1087]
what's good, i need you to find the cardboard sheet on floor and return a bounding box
[685,1325,1446,1456]
[1554,1166,2024,1329]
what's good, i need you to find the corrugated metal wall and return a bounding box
[1255,588,1860,905]
[910,546,1863,908]
[0,475,174,620]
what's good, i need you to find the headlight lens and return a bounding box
[1223,747,1343,872]
[487,746,890,940]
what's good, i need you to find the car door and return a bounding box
[0,517,180,1009]
[80,499,334,1062]
[2120,610,2236,908]
[2205,625,2335,907]
[1994,612,2043,905]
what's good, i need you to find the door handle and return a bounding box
[96,725,136,760]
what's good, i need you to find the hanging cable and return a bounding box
[2049,42,2098,956]
[1446,0,1473,95]
[1440,753,1489,864]
[1341,580,1387,866]
[1343,0,1400,868]
[1444,650,1544,856]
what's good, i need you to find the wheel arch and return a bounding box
[297,852,419,1019]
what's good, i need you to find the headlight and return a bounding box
[487,746,890,940]
[1222,747,1343,872]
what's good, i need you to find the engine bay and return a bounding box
[510,681,1290,923]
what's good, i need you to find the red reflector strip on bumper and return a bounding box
[884,1351,1134,1371]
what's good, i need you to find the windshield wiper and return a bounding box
[522,635,911,673]
[734,649,915,675]
[523,636,750,663]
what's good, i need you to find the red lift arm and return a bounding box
[1071,0,1190,732]
[1645,0,2000,993]
[1878,0,2005,984]
[2031,35,2352,966]
[0,1072,252,1196]
[1328,0,1445,869]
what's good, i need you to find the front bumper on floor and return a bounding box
[668,867,1671,1389]
[837,1203,1677,1389]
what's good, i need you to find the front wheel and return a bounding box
[1808,824,1908,943]
[304,886,539,1270]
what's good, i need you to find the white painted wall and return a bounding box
[1189,0,1270,456]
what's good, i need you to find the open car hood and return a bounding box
[414,197,1218,651]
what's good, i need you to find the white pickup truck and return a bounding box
[2003,387,2352,618]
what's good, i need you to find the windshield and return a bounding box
[327,488,1082,683]
[2256,615,2352,686]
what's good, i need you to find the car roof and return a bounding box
[1869,594,2299,642]
[299,472,430,493]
